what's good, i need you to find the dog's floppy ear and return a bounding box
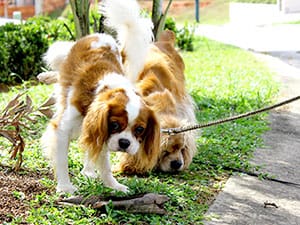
[157,30,176,45]
[142,110,160,160]
[80,102,109,161]
[118,109,160,174]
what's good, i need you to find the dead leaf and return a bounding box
[0,93,35,170]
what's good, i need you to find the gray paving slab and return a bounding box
[204,62,300,224]
[204,174,300,225]
[268,51,300,70]
[200,4,300,225]
[196,24,300,52]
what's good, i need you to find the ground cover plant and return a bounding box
[0,36,278,224]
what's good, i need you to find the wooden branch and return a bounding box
[57,193,169,215]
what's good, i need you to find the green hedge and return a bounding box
[0,17,72,84]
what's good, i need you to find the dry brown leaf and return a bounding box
[38,108,54,118]
[0,93,35,170]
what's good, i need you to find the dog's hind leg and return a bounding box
[44,103,82,194]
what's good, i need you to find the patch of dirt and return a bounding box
[0,166,53,223]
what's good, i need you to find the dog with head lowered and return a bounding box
[117,30,198,174]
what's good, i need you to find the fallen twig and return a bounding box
[264,201,279,208]
[57,193,170,215]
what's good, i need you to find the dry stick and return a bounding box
[57,193,170,215]
[161,95,300,135]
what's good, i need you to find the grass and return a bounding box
[198,0,230,24]
[0,37,278,224]
[166,0,277,25]
[167,0,230,25]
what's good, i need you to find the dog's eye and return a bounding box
[109,121,121,133]
[162,151,170,157]
[135,126,145,135]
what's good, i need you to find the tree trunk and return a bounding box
[152,0,163,40]
[69,0,90,40]
[152,0,173,41]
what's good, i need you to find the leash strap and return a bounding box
[161,95,300,135]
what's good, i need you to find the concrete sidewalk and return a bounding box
[196,24,300,52]
[203,55,300,224]
[198,4,300,225]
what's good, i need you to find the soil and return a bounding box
[0,166,53,223]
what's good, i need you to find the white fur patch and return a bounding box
[59,88,83,139]
[100,0,153,82]
[90,33,121,64]
[96,73,141,123]
[43,41,74,71]
[90,33,118,52]
[107,129,139,155]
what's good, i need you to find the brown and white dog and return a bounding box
[41,0,159,193]
[117,30,198,174]
[39,30,198,177]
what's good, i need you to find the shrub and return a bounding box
[0,44,10,83]
[164,17,195,51]
[176,24,195,51]
[0,17,73,84]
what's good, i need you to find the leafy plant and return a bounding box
[176,23,195,51]
[0,93,34,170]
[164,17,195,51]
[0,17,72,85]
[0,44,9,83]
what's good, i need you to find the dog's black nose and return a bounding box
[170,160,183,170]
[119,138,130,150]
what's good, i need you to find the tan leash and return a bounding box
[161,95,300,135]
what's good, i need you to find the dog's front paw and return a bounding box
[113,183,129,193]
[81,168,98,179]
[37,71,58,84]
[56,183,78,194]
[104,180,129,193]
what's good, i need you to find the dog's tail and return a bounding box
[43,41,74,71]
[100,0,153,82]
